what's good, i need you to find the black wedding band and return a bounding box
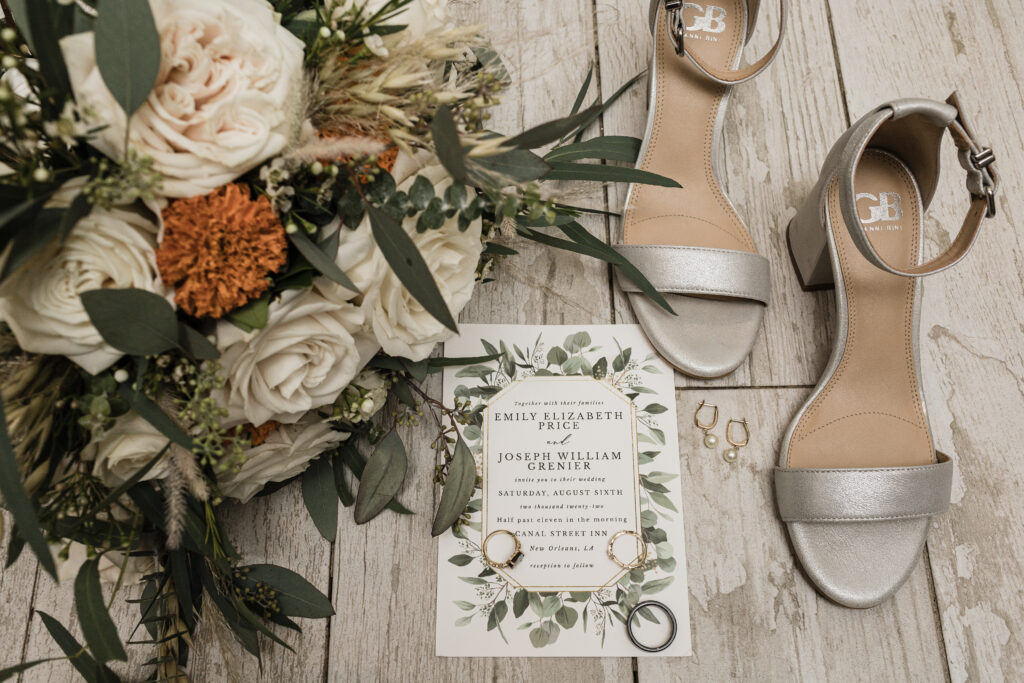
[626,601,678,653]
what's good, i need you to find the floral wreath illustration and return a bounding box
[446,331,678,648]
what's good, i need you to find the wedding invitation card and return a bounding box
[436,324,691,657]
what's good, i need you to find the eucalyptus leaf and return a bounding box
[227,293,270,333]
[512,589,529,618]
[37,611,118,682]
[469,149,550,184]
[58,193,93,241]
[430,437,476,537]
[75,559,128,662]
[544,161,681,188]
[573,70,646,143]
[302,455,338,542]
[504,104,601,149]
[1,207,64,281]
[544,136,642,163]
[354,431,408,524]
[23,1,73,112]
[368,206,457,333]
[288,228,360,293]
[568,63,594,119]
[81,289,179,357]
[0,400,57,578]
[177,322,219,361]
[430,105,466,182]
[94,0,162,117]
[243,565,335,618]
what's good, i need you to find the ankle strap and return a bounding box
[838,93,998,278]
[650,0,787,85]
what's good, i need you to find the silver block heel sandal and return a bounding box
[777,94,998,608]
[615,0,786,378]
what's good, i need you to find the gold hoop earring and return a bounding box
[694,400,719,448]
[723,418,750,463]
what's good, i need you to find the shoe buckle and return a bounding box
[969,147,996,170]
[665,0,686,56]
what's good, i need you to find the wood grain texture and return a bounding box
[827,1,1024,680]
[0,512,37,676]
[634,387,947,682]
[595,0,844,389]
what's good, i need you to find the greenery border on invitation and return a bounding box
[445,331,678,648]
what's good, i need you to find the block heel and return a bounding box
[786,188,834,292]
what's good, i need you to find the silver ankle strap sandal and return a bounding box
[778,93,997,608]
[615,0,786,379]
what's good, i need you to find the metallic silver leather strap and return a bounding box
[649,0,787,85]
[612,244,771,305]
[836,94,998,279]
[774,453,954,523]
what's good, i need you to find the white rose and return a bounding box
[337,154,483,361]
[55,542,155,584]
[59,0,305,198]
[217,416,349,503]
[216,282,380,426]
[0,206,169,374]
[83,412,172,487]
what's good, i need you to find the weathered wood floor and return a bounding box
[2,0,1023,680]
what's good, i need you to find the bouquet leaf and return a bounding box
[367,206,458,333]
[544,136,642,164]
[353,431,408,524]
[242,565,334,619]
[504,104,601,150]
[470,149,550,184]
[116,386,193,451]
[0,208,64,281]
[227,293,270,333]
[21,1,73,113]
[37,611,119,682]
[431,436,476,537]
[430,105,467,182]
[82,289,180,357]
[543,162,681,188]
[94,0,162,118]
[0,400,57,578]
[302,455,338,542]
[338,444,413,515]
[287,229,360,294]
[75,559,128,662]
[573,70,646,143]
[568,63,595,120]
[177,322,220,361]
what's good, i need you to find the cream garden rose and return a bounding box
[335,153,484,361]
[216,283,380,427]
[83,412,172,487]
[60,0,305,198]
[0,206,169,375]
[217,416,349,503]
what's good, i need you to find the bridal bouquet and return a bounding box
[0,0,675,679]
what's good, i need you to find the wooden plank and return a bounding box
[634,387,946,681]
[0,512,37,677]
[827,1,1024,680]
[187,481,332,683]
[595,0,845,389]
[326,0,630,680]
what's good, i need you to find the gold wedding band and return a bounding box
[482,530,525,569]
[607,530,648,569]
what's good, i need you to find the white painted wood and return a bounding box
[827,1,1024,680]
[0,512,37,677]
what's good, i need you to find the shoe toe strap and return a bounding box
[613,244,771,305]
[775,453,954,523]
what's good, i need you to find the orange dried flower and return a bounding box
[157,184,288,319]
[241,421,281,447]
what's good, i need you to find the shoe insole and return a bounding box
[624,0,755,254]
[786,150,935,470]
